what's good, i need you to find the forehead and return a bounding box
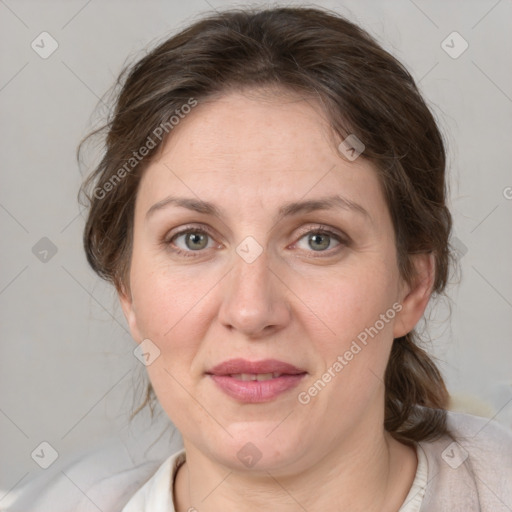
[136,89,386,222]
[162,88,339,167]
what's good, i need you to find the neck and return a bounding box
[174,423,417,512]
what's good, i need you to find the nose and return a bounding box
[217,247,291,338]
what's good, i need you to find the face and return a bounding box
[120,88,431,474]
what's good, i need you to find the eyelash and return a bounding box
[163,224,348,259]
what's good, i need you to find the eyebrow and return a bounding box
[145,194,370,223]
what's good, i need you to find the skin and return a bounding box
[119,87,434,512]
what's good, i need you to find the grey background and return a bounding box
[1,0,511,499]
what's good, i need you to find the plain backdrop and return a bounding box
[1,0,511,498]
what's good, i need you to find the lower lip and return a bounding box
[209,374,306,403]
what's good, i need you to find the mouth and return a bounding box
[207,358,306,376]
[206,358,307,403]
[228,372,293,381]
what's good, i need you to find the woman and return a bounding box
[7,5,512,512]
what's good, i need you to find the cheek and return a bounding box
[129,263,212,419]
[297,258,400,399]
[298,261,400,345]
[130,257,212,338]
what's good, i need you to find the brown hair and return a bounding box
[80,6,452,443]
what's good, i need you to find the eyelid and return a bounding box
[164,224,218,243]
[293,223,348,242]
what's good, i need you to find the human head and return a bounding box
[80,6,452,445]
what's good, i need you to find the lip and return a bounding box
[206,358,307,403]
[208,358,306,376]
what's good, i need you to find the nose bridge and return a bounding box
[218,242,290,336]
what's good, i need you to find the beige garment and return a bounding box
[4,410,512,511]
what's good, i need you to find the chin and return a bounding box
[203,424,305,472]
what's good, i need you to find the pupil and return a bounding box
[188,232,205,250]
[311,233,329,251]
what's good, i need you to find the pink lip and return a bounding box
[208,358,306,376]
[206,358,307,403]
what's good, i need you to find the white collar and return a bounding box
[120,444,428,512]
[121,449,185,511]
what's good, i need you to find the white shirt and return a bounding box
[119,444,429,512]
[4,410,512,511]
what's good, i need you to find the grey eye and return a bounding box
[173,231,212,251]
[308,233,332,251]
[296,231,341,252]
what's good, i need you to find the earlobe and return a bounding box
[117,284,142,342]
[393,253,435,338]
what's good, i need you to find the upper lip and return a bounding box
[207,358,307,376]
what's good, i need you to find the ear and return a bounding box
[118,283,143,342]
[393,253,435,338]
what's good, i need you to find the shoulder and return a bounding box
[445,409,512,471]
[417,410,512,511]
[2,437,165,512]
[446,409,512,443]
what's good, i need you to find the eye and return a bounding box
[163,224,348,258]
[294,227,345,255]
[165,227,218,257]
